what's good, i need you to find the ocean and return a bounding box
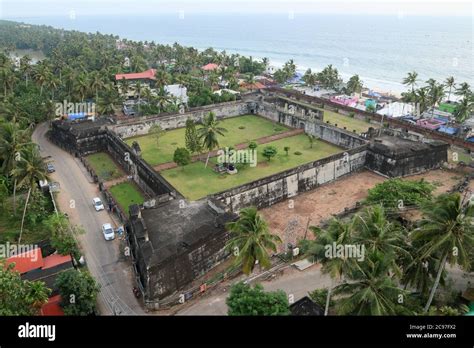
[8,13,474,94]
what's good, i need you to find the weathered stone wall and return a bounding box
[256,100,366,149]
[104,131,176,196]
[213,145,368,212]
[114,100,250,138]
[146,229,230,302]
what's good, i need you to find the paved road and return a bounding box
[177,264,332,315]
[33,123,145,315]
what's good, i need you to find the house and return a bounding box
[164,84,188,105]
[201,63,219,71]
[115,69,157,85]
[6,247,74,316]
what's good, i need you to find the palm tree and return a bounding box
[414,87,430,115]
[155,87,172,113]
[154,69,169,89]
[334,251,407,315]
[306,219,356,315]
[453,96,474,124]
[428,83,445,117]
[197,112,227,167]
[412,193,474,313]
[352,205,407,276]
[0,121,31,214]
[445,76,455,101]
[89,71,105,102]
[73,73,89,102]
[10,146,47,243]
[402,71,418,93]
[19,56,32,87]
[33,63,52,96]
[455,82,471,99]
[225,207,281,275]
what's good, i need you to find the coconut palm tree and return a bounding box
[89,71,105,102]
[10,146,47,243]
[33,63,52,96]
[455,82,471,99]
[402,71,418,93]
[428,83,445,117]
[155,87,172,113]
[412,193,474,313]
[306,218,356,315]
[414,87,430,115]
[19,56,32,87]
[0,121,32,214]
[225,206,281,275]
[352,205,407,276]
[334,250,407,315]
[73,73,89,102]
[453,96,474,124]
[445,76,455,101]
[197,112,227,167]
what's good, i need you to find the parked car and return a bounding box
[46,163,55,173]
[92,197,105,211]
[101,223,115,241]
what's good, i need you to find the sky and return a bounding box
[0,0,473,18]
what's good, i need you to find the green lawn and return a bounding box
[278,95,372,133]
[322,109,373,134]
[86,152,124,181]
[125,115,290,166]
[109,182,145,211]
[161,134,343,201]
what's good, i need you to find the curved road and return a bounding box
[33,122,145,315]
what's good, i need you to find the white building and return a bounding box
[164,84,188,105]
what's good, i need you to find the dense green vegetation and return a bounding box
[227,282,290,316]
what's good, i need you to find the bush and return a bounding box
[294,151,302,156]
[248,141,258,150]
[55,270,100,316]
[262,146,278,161]
[365,178,435,208]
[226,282,290,316]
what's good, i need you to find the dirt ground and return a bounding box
[260,169,463,252]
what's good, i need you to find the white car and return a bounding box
[92,197,105,211]
[101,223,115,241]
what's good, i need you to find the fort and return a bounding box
[50,89,449,309]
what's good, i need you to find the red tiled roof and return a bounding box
[41,295,64,316]
[240,81,266,90]
[42,253,73,270]
[5,248,43,274]
[115,69,156,81]
[202,63,219,71]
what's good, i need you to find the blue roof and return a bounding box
[466,136,474,143]
[437,126,458,135]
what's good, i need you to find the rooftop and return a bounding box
[115,68,156,81]
[370,135,447,158]
[130,199,236,266]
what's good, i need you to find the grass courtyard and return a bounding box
[125,115,290,165]
[322,109,373,134]
[161,134,343,201]
[109,182,145,211]
[86,152,124,181]
[279,96,372,133]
